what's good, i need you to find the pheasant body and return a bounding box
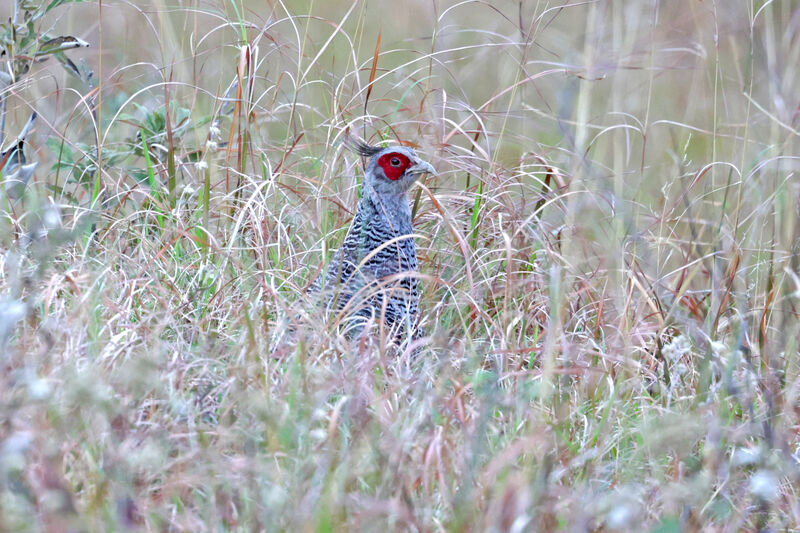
[311,139,434,346]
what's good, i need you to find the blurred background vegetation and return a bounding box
[1,0,799,530]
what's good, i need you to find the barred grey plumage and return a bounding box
[310,137,435,347]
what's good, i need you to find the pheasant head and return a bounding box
[346,137,435,198]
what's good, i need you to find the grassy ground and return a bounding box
[1,0,799,530]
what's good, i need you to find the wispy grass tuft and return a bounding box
[1,0,799,530]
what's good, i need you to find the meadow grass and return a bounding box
[1,0,799,530]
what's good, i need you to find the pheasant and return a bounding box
[310,136,435,348]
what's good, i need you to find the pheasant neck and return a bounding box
[362,185,412,235]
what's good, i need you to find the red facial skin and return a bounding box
[377,152,411,180]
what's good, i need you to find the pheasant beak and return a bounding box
[409,159,435,176]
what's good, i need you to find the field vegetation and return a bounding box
[1,0,799,530]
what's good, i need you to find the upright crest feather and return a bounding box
[343,134,382,158]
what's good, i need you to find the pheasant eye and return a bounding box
[377,152,409,180]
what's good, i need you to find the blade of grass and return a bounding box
[470,178,483,250]
[164,71,176,209]
[140,128,164,228]
[364,29,381,117]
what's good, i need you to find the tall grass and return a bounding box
[1,0,799,530]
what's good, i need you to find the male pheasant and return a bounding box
[311,137,435,347]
